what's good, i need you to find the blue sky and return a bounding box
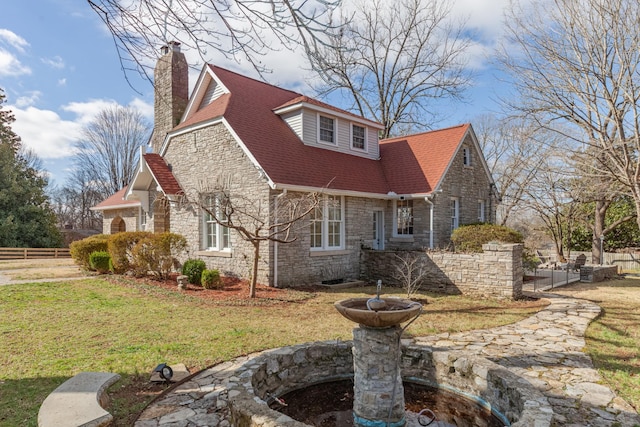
[0,0,514,189]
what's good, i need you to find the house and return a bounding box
[92,42,498,287]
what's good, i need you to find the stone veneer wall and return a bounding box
[227,340,552,427]
[164,123,272,284]
[100,208,139,234]
[579,265,618,283]
[362,243,524,299]
[274,195,387,287]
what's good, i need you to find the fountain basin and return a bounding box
[226,341,553,427]
[334,297,422,327]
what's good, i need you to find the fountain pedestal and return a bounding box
[352,325,406,427]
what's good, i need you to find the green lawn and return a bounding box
[0,275,548,426]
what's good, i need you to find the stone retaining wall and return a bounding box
[227,340,551,427]
[362,243,524,299]
[579,265,618,282]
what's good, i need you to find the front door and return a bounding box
[372,210,384,250]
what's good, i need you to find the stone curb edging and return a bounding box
[38,372,120,427]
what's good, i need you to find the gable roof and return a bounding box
[379,124,471,195]
[159,64,487,198]
[166,65,392,196]
[91,186,141,211]
[142,153,183,195]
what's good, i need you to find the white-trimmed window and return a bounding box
[463,147,472,166]
[478,200,486,222]
[318,115,336,144]
[202,195,230,250]
[310,195,344,250]
[351,124,366,150]
[139,207,147,231]
[451,198,459,233]
[395,199,414,236]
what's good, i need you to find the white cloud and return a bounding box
[14,91,41,108]
[62,98,120,125]
[129,97,153,120]
[0,28,29,52]
[58,78,67,86]
[0,49,31,76]
[11,106,81,159]
[42,55,65,69]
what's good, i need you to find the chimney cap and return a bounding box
[160,41,181,55]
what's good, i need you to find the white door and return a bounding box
[372,211,384,250]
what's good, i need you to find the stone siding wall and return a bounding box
[431,134,497,248]
[274,196,387,287]
[164,123,272,284]
[362,243,523,299]
[101,208,139,234]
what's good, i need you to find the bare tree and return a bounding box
[521,153,579,262]
[88,0,339,81]
[474,115,551,226]
[183,179,318,298]
[499,0,640,236]
[52,169,104,231]
[308,0,471,138]
[393,252,428,299]
[73,105,151,199]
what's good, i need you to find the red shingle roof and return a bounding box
[164,65,472,197]
[379,124,470,195]
[92,186,141,211]
[195,66,392,194]
[143,153,183,195]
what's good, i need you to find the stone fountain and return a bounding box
[334,281,422,427]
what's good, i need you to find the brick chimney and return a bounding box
[151,41,188,153]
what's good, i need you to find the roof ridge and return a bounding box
[209,64,302,99]
[380,123,470,143]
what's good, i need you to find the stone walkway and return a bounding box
[135,292,640,427]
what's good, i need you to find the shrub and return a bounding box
[182,259,206,285]
[107,231,153,273]
[201,269,223,289]
[451,223,523,253]
[130,232,188,279]
[89,251,112,274]
[69,234,110,270]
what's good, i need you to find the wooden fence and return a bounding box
[0,247,71,260]
[539,250,640,272]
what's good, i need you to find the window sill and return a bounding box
[390,236,414,243]
[196,250,233,258]
[309,249,351,257]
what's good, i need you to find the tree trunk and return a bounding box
[249,241,260,298]
[591,200,607,264]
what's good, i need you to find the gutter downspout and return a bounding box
[425,195,434,249]
[273,189,287,288]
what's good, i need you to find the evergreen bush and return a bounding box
[451,223,523,253]
[89,251,112,274]
[201,269,223,289]
[182,259,206,285]
[69,234,110,270]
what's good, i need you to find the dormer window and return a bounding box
[318,115,336,144]
[351,124,366,151]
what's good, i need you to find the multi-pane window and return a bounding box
[463,147,472,166]
[310,195,344,250]
[451,198,459,233]
[319,115,335,144]
[396,199,414,235]
[203,195,230,250]
[351,124,366,150]
[478,200,486,222]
